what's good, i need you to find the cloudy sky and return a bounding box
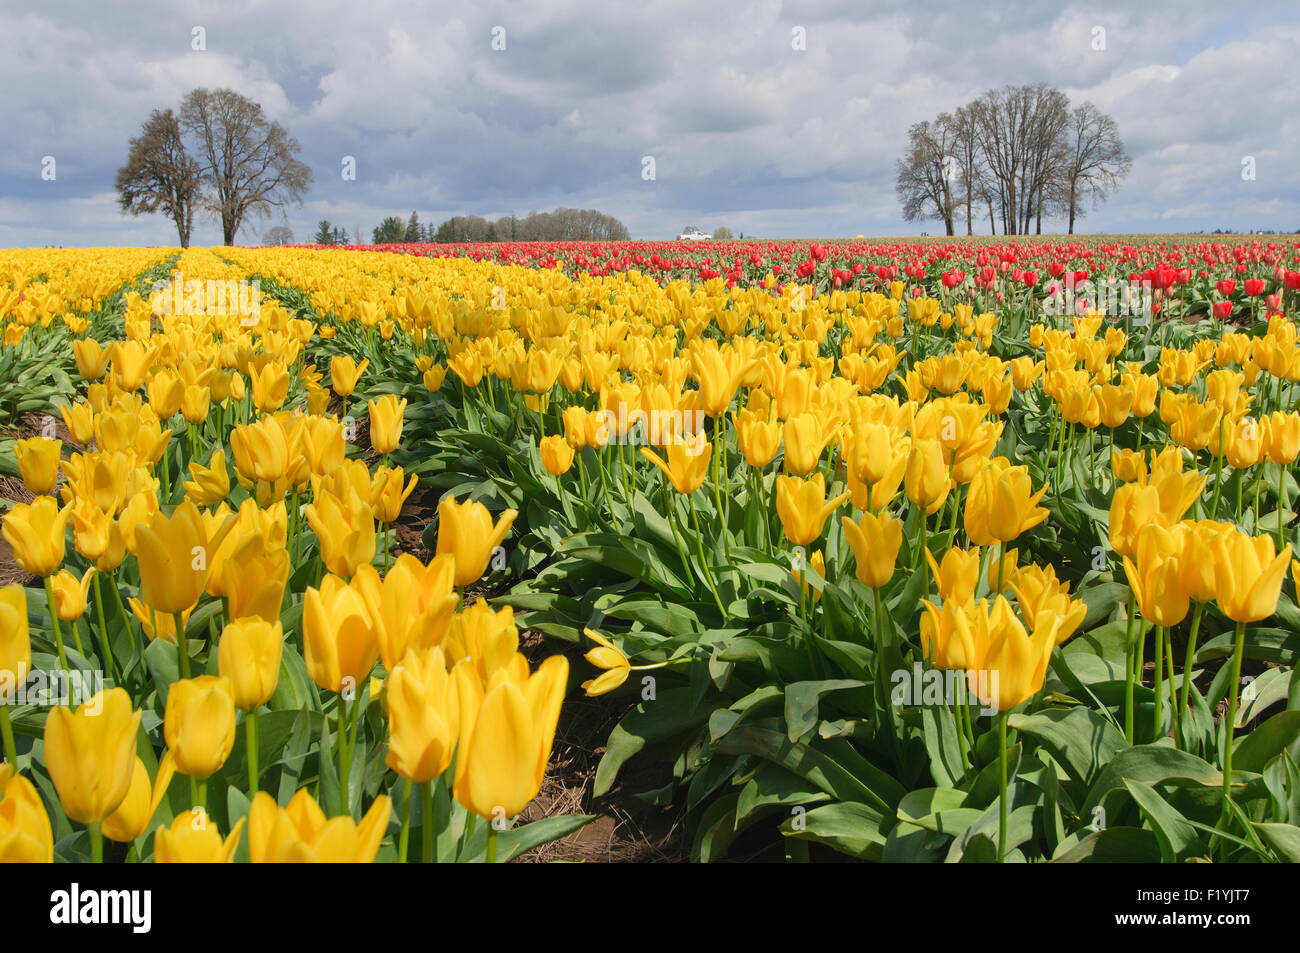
[1,0,1297,246]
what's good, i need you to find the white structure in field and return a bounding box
[677,226,711,241]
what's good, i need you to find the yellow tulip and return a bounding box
[352,555,458,671]
[218,619,284,711]
[920,598,978,670]
[301,415,346,476]
[49,566,95,622]
[330,355,369,397]
[43,688,141,824]
[154,808,244,863]
[841,511,903,588]
[128,598,192,644]
[582,628,630,696]
[248,789,390,863]
[367,395,407,455]
[0,585,30,695]
[1,496,72,577]
[15,437,61,496]
[1122,541,1189,629]
[1111,448,1147,483]
[250,362,290,413]
[72,338,111,381]
[133,500,234,615]
[1211,530,1292,623]
[385,647,461,782]
[733,411,781,469]
[966,597,1062,712]
[59,402,96,445]
[180,385,211,425]
[370,466,418,523]
[454,655,568,819]
[1263,412,1300,465]
[782,412,835,475]
[1175,520,1234,604]
[965,457,1049,545]
[103,752,175,844]
[303,574,379,694]
[434,495,518,587]
[182,449,230,506]
[0,766,54,862]
[640,435,712,495]
[164,676,237,780]
[442,602,526,686]
[905,438,950,515]
[539,435,575,476]
[776,473,851,546]
[230,415,303,485]
[924,547,980,604]
[304,487,376,578]
[147,368,185,418]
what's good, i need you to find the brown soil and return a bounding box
[514,627,689,863]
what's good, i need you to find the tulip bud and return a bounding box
[15,437,61,496]
[43,688,141,824]
[154,808,244,863]
[218,619,284,711]
[165,676,237,780]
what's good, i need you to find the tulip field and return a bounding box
[4,235,1300,863]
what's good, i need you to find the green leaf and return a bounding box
[1253,822,1300,862]
[734,763,832,826]
[1232,710,1300,772]
[783,679,868,743]
[1082,745,1223,815]
[1122,778,1207,863]
[712,724,903,813]
[594,688,712,796]
[1008,706,1126,787]
[1051,827,1162,862]
[781,801,888,860]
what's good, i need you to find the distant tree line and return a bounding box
[313,208,631,245]
[895,83,1131,235]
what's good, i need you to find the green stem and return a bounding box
[687,494,726,619]
[1220,621,1247,819]
[1277,461,1287,550]
[1123,595,1137,745]
[173,611,190,679]
[195,779,206,812]
[422,781,435,863]
[486,826,499,864]
[398,778,412,862]
[89,820,103,863]
[0,704,16,767]
[998,711,1009,862]
[1152,625,1165,743]
[91,573,117,685]
[1178,603,1204,750]
[246,708,260,793]
[45,576,68,671]
[337,692,354,816]
[1164,619,1179,744]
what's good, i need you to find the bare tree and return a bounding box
[262,225,294,245]
[1019,85,1071,234]
[1054,102,1132,234]
[895,119,956,235]
[179,88,312,245]
[114,108,201,246]
[944,106,984,236]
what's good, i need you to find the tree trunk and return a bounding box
[1068,181,1077,234]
